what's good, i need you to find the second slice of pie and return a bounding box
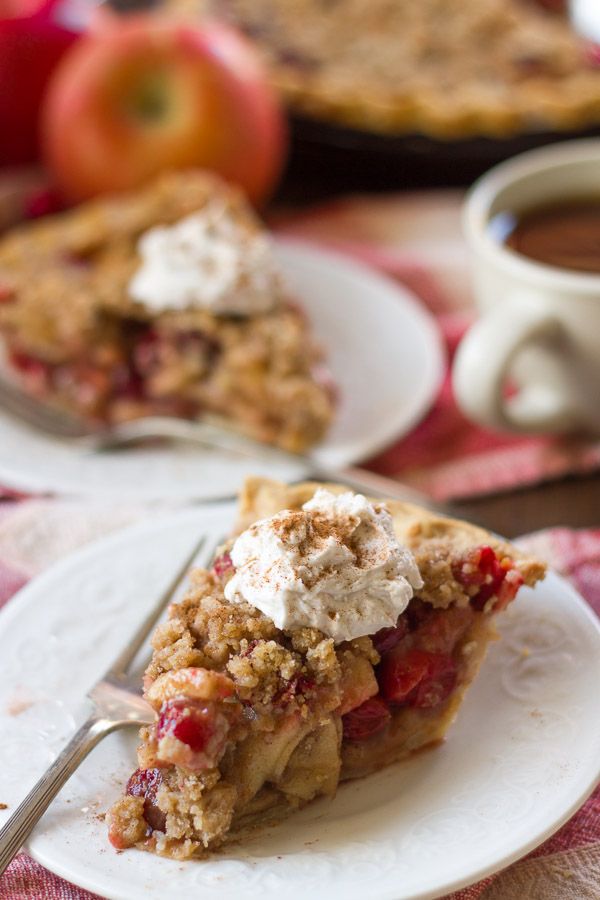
[0,172,334,452]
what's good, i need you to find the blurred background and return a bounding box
[1,0,600,534]
[3,0,600,205]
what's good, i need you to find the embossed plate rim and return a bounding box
[0,507,599,900]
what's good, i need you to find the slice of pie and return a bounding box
[0,172,334,452]
[193,0,600,138]
[107,477,546,859]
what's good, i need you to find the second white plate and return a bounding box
[0,240,444,500]
[0,506,599,900]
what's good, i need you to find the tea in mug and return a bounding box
[488,198,600,274]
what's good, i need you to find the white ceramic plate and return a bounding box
[1,507,599,900]
[0,241,444,501]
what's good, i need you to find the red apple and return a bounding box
[0,0,80,165]
[41,14,287,206]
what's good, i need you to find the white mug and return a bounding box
[453,139,600,435]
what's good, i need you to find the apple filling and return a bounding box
[343,544,525,738]
[107,532,540,860]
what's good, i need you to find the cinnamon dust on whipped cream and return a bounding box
[224,489,423,642]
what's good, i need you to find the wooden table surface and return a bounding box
[452,473,599,538]
[275,128,600,539]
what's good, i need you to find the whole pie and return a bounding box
[107,477,546,859]
[0,172,334,452]
[194,0,600,138]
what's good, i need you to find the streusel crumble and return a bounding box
[107,477,545,859]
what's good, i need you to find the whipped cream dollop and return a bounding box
[128,199,281,315]
[224,489,423,643]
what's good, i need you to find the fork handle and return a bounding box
[0,713,119,876]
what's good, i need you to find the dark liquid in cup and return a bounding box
[488,199,600,274]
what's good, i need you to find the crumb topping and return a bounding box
[107,478,546,861]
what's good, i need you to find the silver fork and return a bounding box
[0,374,445,511]
[0,530,222,877]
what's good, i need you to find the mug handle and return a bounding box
[452,301,581,433]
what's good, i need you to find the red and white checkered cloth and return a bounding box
[0,190,599,898]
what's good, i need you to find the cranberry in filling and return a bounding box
[379,647,432,704]
[274,674,316,708]
[113,365,144,401]
[378,647,457,709]
[125,767,166,834]
[410,654,457,709]
[586,43,600,68]
[372,616,409,655]
[129,326,163,380]
[155,698,230,771]
[7,321,223,423]
[453,545,523,611]
[342,696,391,741]
[9,351,52,394]
[157,699,215,749]
[416,606,473,655]
[131,325,221,381]
[213,552,234,578]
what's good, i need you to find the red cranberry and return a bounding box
[240,639,259,658]
[126,767,166,833]
[342,696,391,741]
[126,767,162,800]
[586,43,600,68]
[372,615,409,655]
[495,570,524,612]
[378,647,432,704]
[9,351,52,394]
[10,350,49,376]
[415,606,474,655]
[157,699,214,752]
[132,328,161,375]
[410,655,457,709]
[453,546,493,587]
[213,552,234,577]
[378,648,457,709]
[275,673,316,707]
[155,698,230,770]
[406,599,434,631]
[114,365,144,400]
[453,546,510,610]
